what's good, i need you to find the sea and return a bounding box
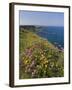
[36,26,64,50]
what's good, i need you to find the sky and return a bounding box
[19,10,64,26]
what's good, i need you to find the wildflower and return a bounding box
[45,65,47,68]
[30,60,35,67]
[25,60,29,64]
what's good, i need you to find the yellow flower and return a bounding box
[41,54,44,57]
[45,65,47,68]
[25,60,28,64]
[22,57,25,60]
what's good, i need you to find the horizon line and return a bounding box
[19,25,64,27]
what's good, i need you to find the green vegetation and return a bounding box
[19,27,64,79]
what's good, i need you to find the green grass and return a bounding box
[19,28,64,79]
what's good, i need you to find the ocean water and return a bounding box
[36,26,64,49]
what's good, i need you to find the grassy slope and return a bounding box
[19,28,64,79]
[19,29,58,53]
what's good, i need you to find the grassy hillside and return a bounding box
[19,28,64,79]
